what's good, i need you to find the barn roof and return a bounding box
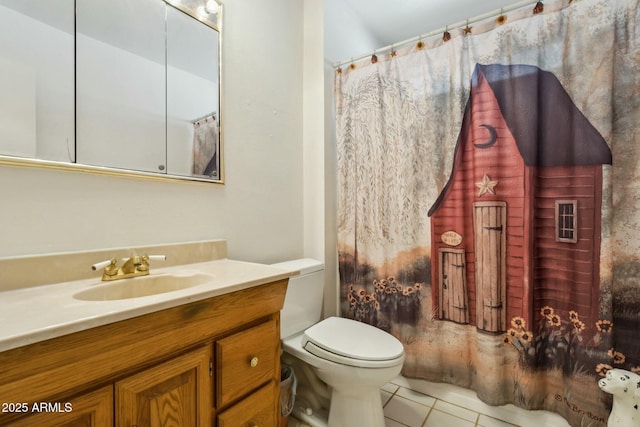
[477,63,612,167]
[428,63,612,217]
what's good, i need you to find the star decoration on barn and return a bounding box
[476,174,499,196]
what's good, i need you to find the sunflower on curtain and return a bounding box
[335,0,640,425]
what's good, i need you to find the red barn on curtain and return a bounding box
[428,63,612,333]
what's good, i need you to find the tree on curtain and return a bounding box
[335,0,640,425]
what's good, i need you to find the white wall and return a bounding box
[302,0,333,315]
[0,4,74,162]
[0,57,36,157]
[303,0,324,263]
[166,65,218,177]
[77,31,217,176]
[323,0,380,64]
[0,0,306,265]
[324,0,523,64]
[322,0,380,317]
[76,32,166,172]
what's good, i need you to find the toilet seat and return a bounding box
[302,317,404,368]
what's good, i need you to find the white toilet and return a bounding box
[273,259,405,427]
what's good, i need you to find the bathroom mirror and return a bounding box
[0,0,222,182]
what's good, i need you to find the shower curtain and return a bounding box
[335,0,639,425]
[192,115,219,178]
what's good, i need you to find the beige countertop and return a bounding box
[0,258,297,352]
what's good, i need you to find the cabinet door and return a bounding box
[217,381,277,427]
[116,346,212,427]
[5,386,113,427]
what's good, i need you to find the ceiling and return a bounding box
[340,0,522,47]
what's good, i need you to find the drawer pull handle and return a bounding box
[250,356,259,367]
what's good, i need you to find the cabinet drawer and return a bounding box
[216,319,277,408]
[217,381,277,427]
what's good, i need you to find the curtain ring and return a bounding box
[464,19,472,35]
[443,26,451,42]
[533,1,544,14]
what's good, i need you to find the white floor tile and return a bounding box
[477,414,518,427]
[389,375,571,427]
[515,411,571,427]
[381,389,394,406]
[433,399,479,422]
[382,382,400,394]
[385,417,409,427]
[390,375,413,389]
[383,395,431,427]
[423,409,476,427]
[395,387,436,408]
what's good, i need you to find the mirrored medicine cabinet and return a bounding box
[0,0,223,183]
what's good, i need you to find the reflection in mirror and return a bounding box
[77,0,167,173]
[0,0,223,182]
[172,0,220,28]
[0,0,74,162]
[167,6,220,179]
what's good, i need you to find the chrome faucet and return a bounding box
[91,255,166,281]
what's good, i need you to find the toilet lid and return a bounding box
[302,317,404,367]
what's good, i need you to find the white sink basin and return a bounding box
[73,272,214,301]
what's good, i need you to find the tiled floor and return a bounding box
[382,376,572,427]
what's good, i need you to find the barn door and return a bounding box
[473,201,507,332]
[439,249,469,323]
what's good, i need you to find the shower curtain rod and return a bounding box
[191,111,217,124]
[333,0,542,68]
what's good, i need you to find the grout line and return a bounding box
[384,393,431,427]
[382,386,400,408]
[420,404,435,427]
[384,412,411,427]
[427,400,485,427]
[387,380,527,427]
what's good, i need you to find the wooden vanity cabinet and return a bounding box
[4,386,113,427]
[216,319,279,426]
[216,319,278,408]
[116,346,212,427]
[0,279,288,427]
[217,382,277,426]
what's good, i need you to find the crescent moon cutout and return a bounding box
[474,124,497,149]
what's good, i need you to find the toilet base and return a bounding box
[327,386,385,427]
[290,401,328,427]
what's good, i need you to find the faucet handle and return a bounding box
[91,258,119,277]
[91,259,112,271]
[136,254,166,272]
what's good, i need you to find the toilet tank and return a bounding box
[271,259,324,339]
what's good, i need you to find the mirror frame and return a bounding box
[0,0,224,184]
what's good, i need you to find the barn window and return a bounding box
[555,200,578,243]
